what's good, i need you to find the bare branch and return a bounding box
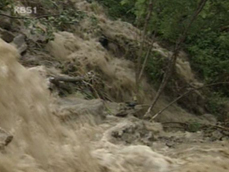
[150,82,229,121]
[138,31,157,82]
[144,0,208,118]
[136,0,154,86]
[0,13,60,20]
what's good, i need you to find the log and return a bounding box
[49,76,84,84]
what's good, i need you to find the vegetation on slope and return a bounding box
[1,0,228,120]
[98,0,229,119]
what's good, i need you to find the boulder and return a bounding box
[0,128,13,150]
[54,98,105,123]
[0,28,14,43]
[0,11,11,30]
[11,34,28,54]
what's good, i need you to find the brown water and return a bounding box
[0,38,101,172]
[1,38,229,172]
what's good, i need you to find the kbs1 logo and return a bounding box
[14,6,37,14]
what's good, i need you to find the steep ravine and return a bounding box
[0,1,229,172]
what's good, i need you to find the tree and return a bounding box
[144,0,208,119]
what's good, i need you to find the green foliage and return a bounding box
[0,0,11,10]
[104,0,229,116]
[0,0,85,41]
[187,121,201,132]
[186,31,229,96]
[22,8,84,41]
[206,92,227,119]
[0,0,14,11]
[96,0,135,22]
[121,0,202,41]
[145,51,167,85]
[90,15,99,26]
[19,0,62,14]
[48,9,84,30]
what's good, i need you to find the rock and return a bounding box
[0,128,13,150]
[54,98,105,123]
[201,114,217,125]
[20,26,47,43]
[11,34,28,54]
[102,120,161,146]
[0,11,11,30]
[0,28,14,43]
[115,110,128,117]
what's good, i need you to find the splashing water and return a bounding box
[0,38,101,172]
[1,37,229,172]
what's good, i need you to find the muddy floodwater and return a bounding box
[0,37,229,172]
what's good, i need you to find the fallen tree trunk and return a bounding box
[49,75,84,83]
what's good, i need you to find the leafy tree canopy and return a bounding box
[121,0,229,96]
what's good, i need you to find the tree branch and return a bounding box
[144,0,208,118]
[136,0,154,86]
[0,13,60,19]
[138,46,151,81]
[150,82,229,121]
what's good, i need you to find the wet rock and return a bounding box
[166,142,175,148]
[0,11,11,30]
[20,26,47,43]
[0,128,13,150]
[11,34,28,54]
[102,120,161,146]
[0,29,14,43]
[201,114,217,125]
[54,98,105,123]
[115,110,128,117]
